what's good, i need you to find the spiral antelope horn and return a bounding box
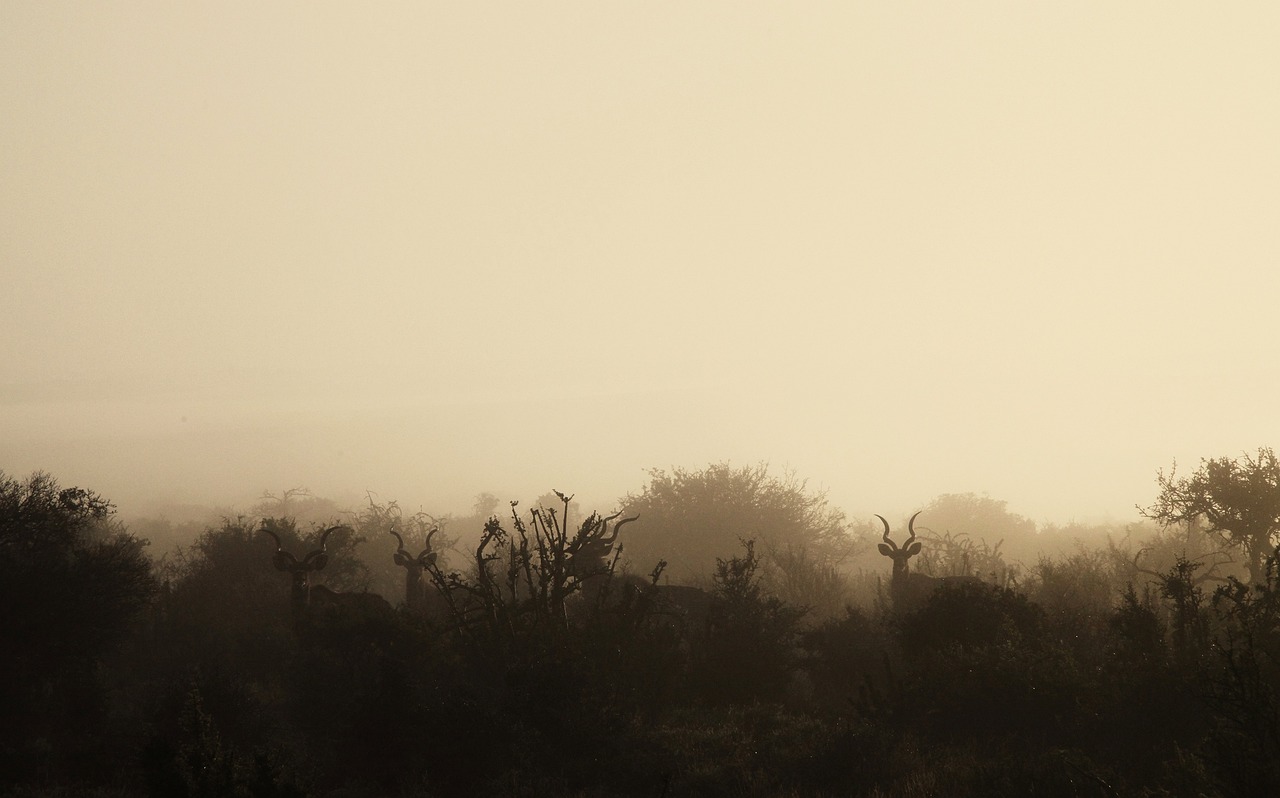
[596,511,627,546]
[876,514,895,550]
[389,528,409,554]
[317,525,344,550]
[302,525,344,568]
[260,525,300,571]
[905,511,922,548]
[421,526,439,556]
[261,525,284,551]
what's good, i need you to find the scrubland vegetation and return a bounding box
[5,452,1280,796]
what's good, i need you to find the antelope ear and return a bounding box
[877,543,894,557]
[421,551,438,567]
[906,542,922,557]
[393,551,413,567]
[272,551,297,572]
[307,553,330,571]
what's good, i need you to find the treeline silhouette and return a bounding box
[4,455,1280,797]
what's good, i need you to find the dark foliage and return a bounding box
[0,470,156,787]
[1203,554,1280,795]
[893,582,1081,745]
[618,462,850,583]
[690,540,806,706]
[17,468,1280,797]
[1142,447,1280,582]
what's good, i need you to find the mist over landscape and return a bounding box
[5,3,1280,796]
[6,3,1278,529]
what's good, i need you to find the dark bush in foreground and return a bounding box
[13,471,1280,798]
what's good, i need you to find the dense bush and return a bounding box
[16,470,1280,797]
[618,463,851,583]
[0,471,156,787]
[689,540,806,706]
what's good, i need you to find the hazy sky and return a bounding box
[3,3,1278,524]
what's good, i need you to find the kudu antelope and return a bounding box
[877,512,980,612]
[560,510,714,635]
[556,510,638,615]
[389,526,449,619]
[568,512,717,639]
[261,523,389,618]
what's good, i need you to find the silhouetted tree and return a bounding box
[251,487,345,526]
[472,491,500,517]
[427,493,640,653]
[0,470,156,785]
[1204,554,1280,794]
[1142,447,1280,582]
[619,462,850,583]
[916,493,1036,555]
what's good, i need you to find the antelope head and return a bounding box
[566,511,637,580]
[876,511,923,583]
[261,523,342,604]
[390,525,440,613]
[390,526,440,573]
